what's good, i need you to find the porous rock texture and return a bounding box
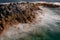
[0,2,42,35]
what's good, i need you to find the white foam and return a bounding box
[0,2,60,40]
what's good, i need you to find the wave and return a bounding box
[0,2,60,40]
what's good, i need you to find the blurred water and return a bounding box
[16,7,60,40]
[0,0,60,3]
[46,8,60,40]
[26,7,60,40]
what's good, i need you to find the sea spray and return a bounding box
[0,2,60,40]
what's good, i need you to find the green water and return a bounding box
[17,30,60,40]
[16,8,60,40]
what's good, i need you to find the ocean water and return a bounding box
[23,7,60,40]
[0,0,60,3]
[18,7,60,40]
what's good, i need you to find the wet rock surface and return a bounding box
[0,2,41,34]
[0,2,60,35]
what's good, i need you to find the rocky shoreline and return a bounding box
[0,2,60,36]
[0,2,42,35]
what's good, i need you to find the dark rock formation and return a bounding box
[0,2,41,34]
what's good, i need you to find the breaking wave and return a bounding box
[0,2,60,40]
